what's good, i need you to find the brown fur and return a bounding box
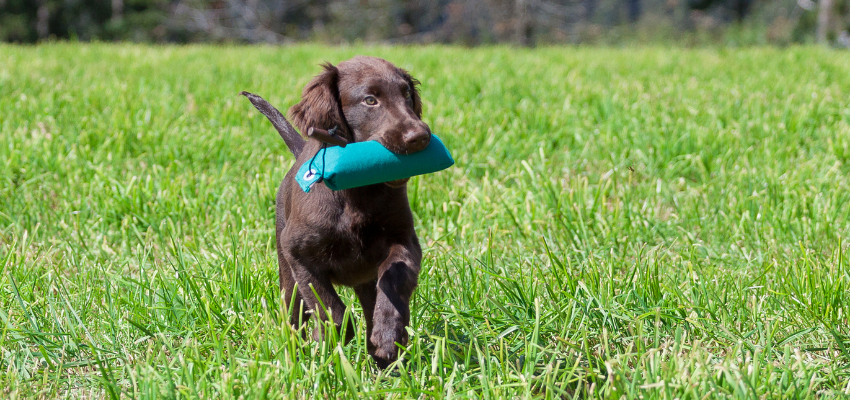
[276,56,431,369]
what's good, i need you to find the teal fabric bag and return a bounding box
[296,135,454,192]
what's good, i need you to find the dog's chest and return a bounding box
[284,184,415,285]
[317,204,408,280]
[333,205,394,256]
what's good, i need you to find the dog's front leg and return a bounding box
[354,280,378,357]
[285,254,355,344]
[369,243,421,369]
[278,229,311,331]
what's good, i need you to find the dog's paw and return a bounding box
[370,346,398,370]
[369,326,407,369]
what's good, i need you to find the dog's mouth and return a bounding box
[384,177,410,188]
[374,130,431,156]
[381,142,424,156]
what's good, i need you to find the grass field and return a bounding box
[1,43,850,398]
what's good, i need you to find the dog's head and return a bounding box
[289,56,431,187]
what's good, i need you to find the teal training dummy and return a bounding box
[296,131,453,192]
[241,92,454,192]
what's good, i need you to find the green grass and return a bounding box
[1,43,850,398]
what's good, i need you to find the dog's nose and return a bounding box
[403,129,431,153]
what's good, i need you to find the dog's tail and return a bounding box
[241,91,305,158]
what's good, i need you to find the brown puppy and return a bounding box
[244,56,431,369]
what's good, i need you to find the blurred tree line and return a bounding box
[1,0,848,46]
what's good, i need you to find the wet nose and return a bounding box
[403,128,431,153]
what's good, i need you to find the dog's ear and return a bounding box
[289,63,347,137]
[399,68,422,119]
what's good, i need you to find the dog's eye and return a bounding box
[364,96,378,106]
[404,90,411,99]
